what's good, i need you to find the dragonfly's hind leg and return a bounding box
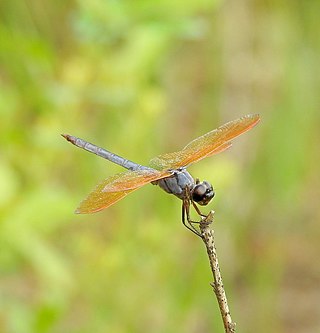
[180,187,205,236]
[181,199,201,236]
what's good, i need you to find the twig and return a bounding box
[199,211,236,333]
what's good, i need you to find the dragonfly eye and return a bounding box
[191,181,214,206]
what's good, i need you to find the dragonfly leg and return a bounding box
[191,201,207,218]
[182,200,201,236]
[181,186,206,236]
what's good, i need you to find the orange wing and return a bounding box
[149,114,260,170]
[76,169,172,214]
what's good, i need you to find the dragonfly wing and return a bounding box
[102,169,172,192]
[76,169,172,214]
[76,187,135,214]
[149,114,260,170]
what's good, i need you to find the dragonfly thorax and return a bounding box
[156,169,193,199]
[156,169,214,205]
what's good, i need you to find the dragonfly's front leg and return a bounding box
[191,200,207,218]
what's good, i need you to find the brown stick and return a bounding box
[199,211,236,333]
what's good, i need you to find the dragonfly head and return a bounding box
[191,180,214,206]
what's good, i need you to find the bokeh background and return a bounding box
[1,1,319,332]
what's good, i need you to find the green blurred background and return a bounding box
[1,1,319,332]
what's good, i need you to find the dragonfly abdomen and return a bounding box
[61,134,150,171]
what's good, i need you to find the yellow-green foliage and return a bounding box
[1,1,319,332]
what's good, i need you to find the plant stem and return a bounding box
[200,211,236,333]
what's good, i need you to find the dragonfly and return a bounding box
[62,114,260,235]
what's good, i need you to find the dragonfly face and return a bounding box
[62,114,260,236]
[191,180,214,206]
